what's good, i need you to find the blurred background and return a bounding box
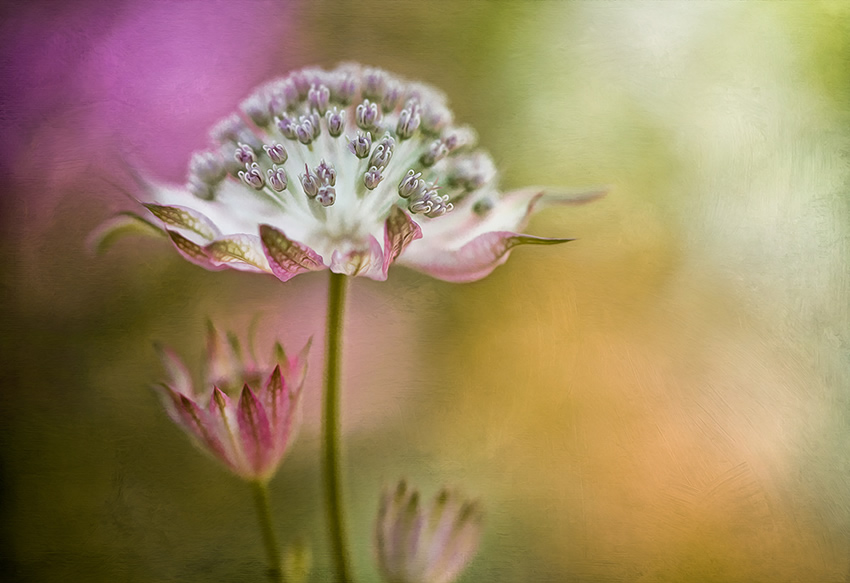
[2,0,850,581]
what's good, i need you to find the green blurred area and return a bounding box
[4,1,850,581]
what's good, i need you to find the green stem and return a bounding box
[323,272,354,583]
[252,480,284,583]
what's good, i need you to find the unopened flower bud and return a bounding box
[364,166,383,190]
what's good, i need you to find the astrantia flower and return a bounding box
[155,324,309,482]
[100,63,604,282]
[375,480,483,583]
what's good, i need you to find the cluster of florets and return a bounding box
[184,63,493,221]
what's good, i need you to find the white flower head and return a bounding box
[97,63,605,282]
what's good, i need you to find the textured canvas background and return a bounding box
[2,1,849,581]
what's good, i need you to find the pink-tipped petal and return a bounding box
[259,224,325,282]
[166,230,227,270]
[405,231,574,283]
[237,384,274,475]
[155,345,194,397]
[143,203,221,242]
[263,365,298,455]
[162,387,233,470]
[382,206,423,277]
[204,234,271,273]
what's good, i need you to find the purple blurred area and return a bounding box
[1,0,299,223]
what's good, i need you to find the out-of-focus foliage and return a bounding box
[2,1,849,582]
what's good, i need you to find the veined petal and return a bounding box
[160,385,234,471]
[205,234,271,273]
[259,224,326,282]
[381,206,423,278]
[143,203,221,243]
[207,386,245,475]
[166,230,227,270]
[402,231,573,283]
[262,365,300,460]
[237,384,274,476]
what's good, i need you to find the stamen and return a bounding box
[315,160,336,186]
[300,164,320,198]
[267,166,288,192]
[396,105,421,140]
[276,114,298,140]
[369,135,395,169]
[347,131,373,159]
[364,166,383,190]
[362,68,387,100]
[263,142,288,165]
[355,99,381,131]
[234,143,256,165]
[333,71,358,105]
[308,84,331,114]
[381,81,403,113]
[316,185,336,207]
[295,116,317,145]
[325,107,345,138]
[398,170,422,198]
[238,162,264,190]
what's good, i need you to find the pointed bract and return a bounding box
[153,327,309,481]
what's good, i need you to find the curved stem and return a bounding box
[251,480,284,583]
[323,272,354,583]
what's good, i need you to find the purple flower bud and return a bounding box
[347,131,372,159]
[295,118,315,145]
[421,101,453,133]
[363,68,387,100]
[364,166,383,190]
[420,140,449,166]
[238,162,264,190]
[355,99,381,131]
[398,170,422,198]
[315,160,336,186]
[211,114,258,146]
[267,166,287,192]
[263,142,288,165]
[276,114,298,140]
[299,165,320,198]
[240,93,273,127]
[316,185,336,207]
[442,126,477,152]
[396,106,421,140]
[234,143,256,165]
[369,136,395,169]
[381,81,403,113]
[189,150,226,184]
[308,84,331,114]
[333,71,358,104]
[325,107,345,137]
[308,111,322,139]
